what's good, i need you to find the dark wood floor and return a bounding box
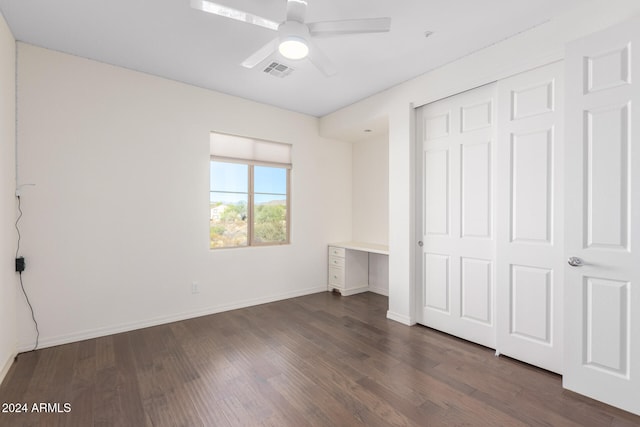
[1,292,639,427]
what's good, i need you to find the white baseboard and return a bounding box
[340,285,370,296]
[17,286,327,352]
[0,351,16,386]
[326,285,388,297]
[386,310,415,326]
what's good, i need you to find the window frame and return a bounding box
[209,137,292,249]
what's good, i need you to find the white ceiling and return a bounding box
[0,0,586,117]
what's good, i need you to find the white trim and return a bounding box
[0,351,16,386]
[410,54,564,111]
[16,286,326,352]
[386,310,415,326]
[339,285,369,296]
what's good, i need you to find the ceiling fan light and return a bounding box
[278,37,309,60]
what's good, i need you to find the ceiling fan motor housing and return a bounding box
[278,20,310,42]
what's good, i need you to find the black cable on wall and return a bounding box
[15,194,39,352]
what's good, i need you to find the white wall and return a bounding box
[320,0,640,325]
[15,43,352,350]
[0,12,16,384]
[352,134,388,245]
[352,134,389,295]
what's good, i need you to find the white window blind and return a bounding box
[210,132,292,168]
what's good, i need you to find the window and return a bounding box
[209,132,291,249]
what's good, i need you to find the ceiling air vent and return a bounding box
[263,62,294,78]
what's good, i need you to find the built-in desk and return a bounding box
[328,242,389,296]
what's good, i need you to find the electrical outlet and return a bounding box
[191,282,200,294]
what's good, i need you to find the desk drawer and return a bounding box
[328,266,344,286]
[329,255,345,268]
[328,246,345,258]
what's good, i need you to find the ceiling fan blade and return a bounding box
[191,0,279,31]
[241,38,279,69]
[307,40,337,77]
[286,0,308,23]
[308,17,391,37]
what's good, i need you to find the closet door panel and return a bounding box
[461,257,492,324]
[461,142,492,239]
[424,148,450,236]
[496,62,564,374]
[510,129,552,243]
[510,265,553,344]
[417,83,497,348]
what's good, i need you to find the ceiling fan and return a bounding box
[191,0,391,76]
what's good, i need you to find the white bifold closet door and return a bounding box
[495,62,564,374]
[563,14,640,416]
[416,63,564,372]
[417,15,639,413]
[416,83,497,349]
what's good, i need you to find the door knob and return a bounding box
[418,241,424,247]
[568,256,583,267]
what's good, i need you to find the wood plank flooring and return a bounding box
[1,292,639,426]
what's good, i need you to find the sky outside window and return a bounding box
[254,166,287,195]
[210,161,248,204]
[210,162,287,204]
